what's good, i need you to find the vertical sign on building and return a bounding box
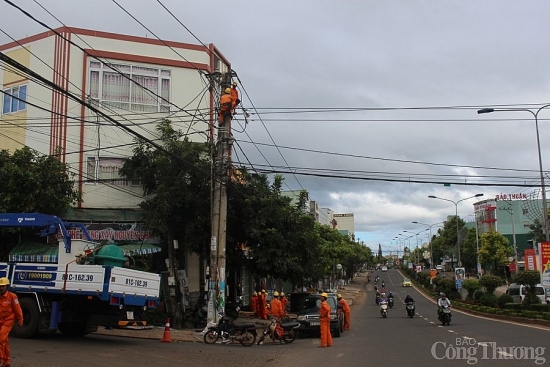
[539,242,550,294]
[524,249,538,271]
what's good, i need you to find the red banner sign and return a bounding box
[541,242,550,273]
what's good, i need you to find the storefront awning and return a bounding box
[9,241,58,263]
[9,242,162,263]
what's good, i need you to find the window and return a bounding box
[522,208,529,215]
[2,85,27,114]
[86,157,138,186]
[89,62,170,113]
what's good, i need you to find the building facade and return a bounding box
[1,27,231,303]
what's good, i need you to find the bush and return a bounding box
[528,304,550,312]
[479,293,498,307]
[462,279,480,300]
[501,302,523,311]
[497,294,515,308]
[473,290,485,303]
[478,275,503,294]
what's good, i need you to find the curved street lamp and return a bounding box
[428,193,484,267]
[412,221,444,269]
[478,105,550,241]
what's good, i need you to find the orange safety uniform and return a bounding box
[280,295,288,313]
[250,294,258,317]
[0,291,23,366]
[230,86,240,113]
[257,292,267,319]
[338,297,351,330]
[219,92,235,123]
[319,298,332,347]
[270,297,284,321]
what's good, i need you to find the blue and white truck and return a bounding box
[0,213,161,338]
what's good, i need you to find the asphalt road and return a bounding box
[9,269,550,366]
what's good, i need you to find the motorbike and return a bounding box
[438,305,452,326]
[388,297,394,309]
[375,293,381,305]
[257,316,300,345]
[203,313,257,346]
[379,299,389,318]
[225,296,243,320]
[405,301,415,318]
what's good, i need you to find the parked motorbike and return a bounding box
[257,316,300,345]
[203,313,257,346]
[225,296,243,320]
[405,301,415,318]
[438,305,452,326]
[379,299,389,318]
[388,297,394,309]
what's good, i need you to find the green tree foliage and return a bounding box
[0,147,80,214]
[513,270,541,305]
[478,228,513,273]
[478,275,502,294]
[462,279,480,300]
[120,120,212,256]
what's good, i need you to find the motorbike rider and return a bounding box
[381,280,385,288]
[387,292,394,307]
[404,294,415,303]
[437,292,451,317]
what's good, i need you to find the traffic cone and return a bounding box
[161,318,171,343]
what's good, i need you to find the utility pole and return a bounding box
[500,206,518,274]
[207,72,233,323]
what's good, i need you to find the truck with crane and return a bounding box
[0,213,161,338]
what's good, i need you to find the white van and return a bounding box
[505,283,546,303]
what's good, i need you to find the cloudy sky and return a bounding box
[2,0,550,255]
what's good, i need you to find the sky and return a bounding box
[2,0,550,255]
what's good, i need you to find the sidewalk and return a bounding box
[94,272,369,342]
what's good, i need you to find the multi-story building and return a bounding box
[333,213,355,240]
[1,26,230,304]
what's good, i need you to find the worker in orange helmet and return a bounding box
[250,291,258,317]
[337,294,351,330]
[257,290,266,320]
[279,292,288,315]
[269,291,284,321]
[319,292,332,348]
[0,277,23,367]
[219,87,235,124]
[230,81,240,114]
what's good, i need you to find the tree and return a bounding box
[0,146,80,214]
[478,228,513,274]
[120,119,212,326]
[478,275,502,294]
[513,270,541,305]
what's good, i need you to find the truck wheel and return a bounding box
[12,298,39,339]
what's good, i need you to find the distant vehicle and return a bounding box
[506,283,546,303]
[381,266,388,272]
[402,278,412,287]
[436,265,443,271]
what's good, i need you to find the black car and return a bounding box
[290,292,342,337]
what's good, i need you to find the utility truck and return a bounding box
[0,213,161,338]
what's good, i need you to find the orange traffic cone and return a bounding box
[161,318,171,343]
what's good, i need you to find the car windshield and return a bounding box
[302,295,337,310]
[404,278,410,282]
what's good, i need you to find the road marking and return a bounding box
[447,329,455,333]
[497,351,513,358]
[478,342,490,347]
[337,353,344,358]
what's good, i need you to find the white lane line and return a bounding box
[447,330,455,333]
[478,342,490,347]
[337,353,344,358]
[498,351,513,358]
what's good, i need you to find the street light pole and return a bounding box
[412,221,444,269]
[428,193,484,267]
[478,105,550,241]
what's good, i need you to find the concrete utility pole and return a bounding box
[207,73,232,323]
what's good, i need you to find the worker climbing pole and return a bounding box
[208,72,234,323]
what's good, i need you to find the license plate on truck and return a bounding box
[126,311,134,320]
[310,322,319,326]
